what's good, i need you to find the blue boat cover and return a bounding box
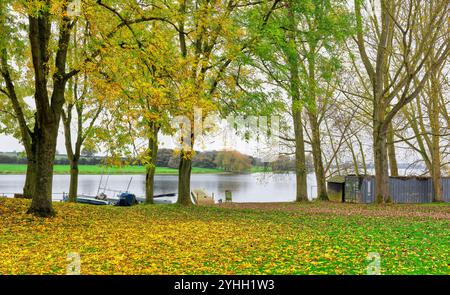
[116,193,138,206]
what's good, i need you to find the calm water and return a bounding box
[0,173,318,202]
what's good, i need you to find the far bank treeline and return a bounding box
[0,0,448,217]
[0,150,311,173]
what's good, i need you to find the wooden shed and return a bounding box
[327,176,346,202]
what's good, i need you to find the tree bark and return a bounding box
[145,123,159,204]
[177,150,193,206]
[68,159,79,202]
[23,136,37,198]
[293,107,308,202]
[62,104,82,202]
[23,157,37,199]
[430,71,443,202]
[145,164,156,204]
[373,114,390,203]
[27,124,58,217]
[387,122,398,176]
[305,43,328,201]
[308,112,328,200]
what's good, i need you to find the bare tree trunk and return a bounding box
[177,149,193,206]
[27,125,58,217]
[325,119,342,176]
[23,162,36,198]
[431,147,442,202]
[23,140,37,198]
[306,47,328,201]
[373,117,390,203]
[286,13,308,202]
[68,159,79,202]
[430,72,443,202]
[145,123,159,204]
[62,108,78,202]
[293,109,308,202]
[387,122,398,176]
[145,164,156,204]
[308,112,328,200]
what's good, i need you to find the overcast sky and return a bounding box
[0,123,268,157]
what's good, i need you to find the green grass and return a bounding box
[251,166,272,173]
[0,199,448,274]
[0,163,224,175]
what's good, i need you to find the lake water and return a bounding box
[0,173,318,202]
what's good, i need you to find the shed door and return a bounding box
[345,179,359,203]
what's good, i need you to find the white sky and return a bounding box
[0,123,267,157]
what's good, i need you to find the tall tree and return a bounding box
[92,1,178,204]
[0,1,79,216]
[62,73,102,202]
[0,1,37,199]
[398,58,448,202]
[27,1,78,216]
[252,0,352,201]
[353,0,449,203]
[170,0,280,205]
[61,18,104,202]
[294,0,352,200]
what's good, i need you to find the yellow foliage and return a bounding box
[1,199,449,274]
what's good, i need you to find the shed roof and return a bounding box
[327,175,346,183]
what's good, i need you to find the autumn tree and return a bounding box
[296,0,352,200]
[90,1,179,204]
[249,0,352,201]
[0,2,37,199]
[214,150,252,173]
[167,0,280,205]
[62,72,103,202]
[0,1,81,216]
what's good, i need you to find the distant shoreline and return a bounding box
[0,164,228,175]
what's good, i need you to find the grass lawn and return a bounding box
[250,166,272,173]
[0,164,224,175]
[0,198,448,274]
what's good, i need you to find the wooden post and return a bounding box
[225,190,232,202]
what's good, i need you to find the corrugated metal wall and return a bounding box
[389,178,432,203]
[344,176,450,203]
[441,178,450,202]
[360,177,375,203]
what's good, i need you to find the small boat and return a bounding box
[75,196,110,205]
[63,194,116,205]
[64,176,177,206]
[65,192,177,205]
